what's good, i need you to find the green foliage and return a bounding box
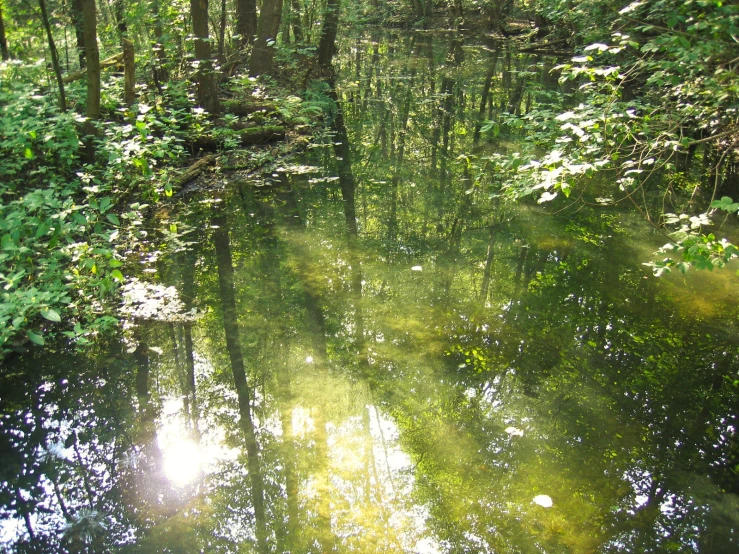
[303,79,337,119]
[502,0,739,275]
[0,61,191,361]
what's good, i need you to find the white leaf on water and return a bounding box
[533,494,553,507]
[505,426,524,437]
[411,266,423,271]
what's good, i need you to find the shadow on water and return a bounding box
[2,29,739,553]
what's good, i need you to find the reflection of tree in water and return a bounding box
[3,29,739,553]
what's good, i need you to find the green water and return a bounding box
[2,31,739,553]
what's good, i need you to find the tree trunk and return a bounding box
[317,0,339,67]
[328,79,358,236]
[150,0,169,85]
[39,0,66,112]
[191,0,220,113]
[237,0,257,45]
[113,0,127,37]
[289,0,302,42]
[218,0,226,61]
[69,0,86,67]
[473,48,498,144]
[82,0,100,122]
[0,1,9,60]
[212,210,268,554]
[249,0,283,77]
[123,38,135,106]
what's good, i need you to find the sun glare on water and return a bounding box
[162,438,202,485]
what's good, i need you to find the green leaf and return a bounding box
[41,309,62,323]
[27,330,45,345]
[106,213,120,225]
[110,270,124,282]
[109,259,123,268]
[24,148,34,159]
[1,234,13,250]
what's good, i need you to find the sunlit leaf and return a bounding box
[41,309,61,323]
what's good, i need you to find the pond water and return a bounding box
[2,30,739,553]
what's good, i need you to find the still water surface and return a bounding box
[2,30,739,553]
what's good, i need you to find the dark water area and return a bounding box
[2,30,739,553]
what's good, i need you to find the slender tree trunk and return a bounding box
[113,0,127,37]
[289,0,302,42]
[0,1,9,60]
[389,47,417,238]
[474,48,498,144]
[82,0,99,160]
[191,0,220,113]
[317,0,339,67]
[123,38,135,106]
[218,0,227,61]
[39,0,66,112]
[237,0,257,45]
[249,0,283,76]
[69,0,86,67]
[82,0,99,120]
[328,78,358,237]
[15,487,36,542]
[480,228,496,301]
[212,211,268,553]
[150,0,169,85]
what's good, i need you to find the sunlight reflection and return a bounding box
[162,439,202,485]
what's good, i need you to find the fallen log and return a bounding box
[62,53,124,84]
[240,125,285,144]
[172,154,217,187]
[223,99,278,116]
[190,126,286,151]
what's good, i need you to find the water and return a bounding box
[2,30,739,553]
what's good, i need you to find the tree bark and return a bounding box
[218,0,227,61]
[123,38,135,106]
[69,0,86,67]
[39,0,66,112]
[317,0,339,67]
[237,0,257,45]
[249,0,283,77]
[82,0,100,122]
[191,0,220,113]
[113,0,128,37]
[0,1,9,60]
[150,0,169,84]
[289,0,302,42]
